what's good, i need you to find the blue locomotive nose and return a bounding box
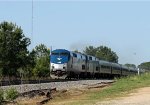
[50,49,70,64]
[50,49,70,79]
[51,56,69,64]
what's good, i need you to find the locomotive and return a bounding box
[50,49,138,79]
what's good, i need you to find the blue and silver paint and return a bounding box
[50,49,70,78]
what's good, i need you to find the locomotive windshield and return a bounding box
[50,49,70,64]
[51,52,59,55]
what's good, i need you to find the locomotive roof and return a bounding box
[121,65,129,69]
[111,63,121,68]
[51,49,70,53]
[99,60,111,66]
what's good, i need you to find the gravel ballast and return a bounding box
[0,79,113,93]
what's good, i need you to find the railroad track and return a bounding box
[0,79,114,93]
[0,78,113,86]
[0,79,77,86]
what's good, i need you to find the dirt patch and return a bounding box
[16,89,87,105]
[44,85,110,105]
[17,83,110,105]
[96,87,150,105]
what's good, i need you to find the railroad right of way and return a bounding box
[0,79,114,93]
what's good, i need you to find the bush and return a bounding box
[0,89,4,104]
[5,88,18,101]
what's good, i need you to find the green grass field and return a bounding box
[68,73,150,105]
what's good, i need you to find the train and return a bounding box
[50,49,138,79]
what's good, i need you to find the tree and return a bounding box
[84,46,118,63]
[124,63,136,68]
[33,56,50,77]
[83,46,97,56]
[73,49,82,53]
[138,62,150,71]
[34,44,50,58]
[0,21,30,77]
[32,44,50,77]
[20,50,36,79]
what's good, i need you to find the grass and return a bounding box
[68,73,150,105]
[91,73,150,100]
[5,87,19,101]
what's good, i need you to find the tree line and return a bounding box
[0,21,149,80]
[0,21,50,79]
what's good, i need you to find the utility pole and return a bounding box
[138,68,140,75]
[31,0,34,49]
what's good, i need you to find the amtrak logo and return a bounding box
[57,61,62,63]
[57,58,62,60]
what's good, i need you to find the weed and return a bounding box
[0,89,4,104]
[5,88,19,101]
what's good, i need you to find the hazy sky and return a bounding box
[0,0,150,65]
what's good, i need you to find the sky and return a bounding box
[0,0,150,66]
